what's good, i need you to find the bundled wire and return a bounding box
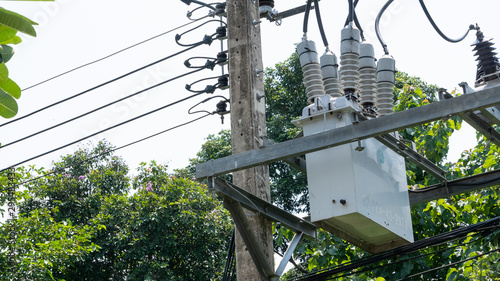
[302,0,329,49]
[175,19,227,47]
[290,216,500,281]
[418,0,475,43]
[1,112,212,188]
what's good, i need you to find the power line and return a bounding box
[1,112,212,187]
[0,37,210,129]
[20,15,211,92]
[0,61,221,149]
[0,84,213,172]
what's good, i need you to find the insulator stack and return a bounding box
[297,39,326,104]
[358,42,377,116]
[320,52,341,97]
[376,55,396,116]
[339,23,361,101]
[259,0,274,16]
[472,29,500,86]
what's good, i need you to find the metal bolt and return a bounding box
[332,199,336,204]
[340,199,347,205]
[337,113,343,119]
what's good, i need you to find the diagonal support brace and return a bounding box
[223,198,279,281]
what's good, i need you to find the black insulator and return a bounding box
[203,34,213,45]
[184,60,191,67]
[472,29,500,84]
[216,100,228,115]
[205,85,216,94]
[216,26,227,38]
[259,0,274,8]
[185,84,192,90]
[205,60,216,70]
[218,75,229,88]
[215,3,226,16]
[217,52,227,63]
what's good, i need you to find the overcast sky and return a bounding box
[0,0,499,174]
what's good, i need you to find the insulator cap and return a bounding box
[340,24,361,56]
[359,42,376,69]
[297,39,320,67]
[320,52,339,79]
[377,55,396,84]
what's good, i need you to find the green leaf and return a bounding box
[0,62,8,82]
[0,44,14,63]
[0,89,18,118]
[0,25,16,44]
[0,7,38,37]
[0,78,20,98]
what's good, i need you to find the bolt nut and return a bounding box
[340,199,347,205]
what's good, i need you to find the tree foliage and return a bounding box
[0,141,232,280]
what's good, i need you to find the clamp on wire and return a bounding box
[184,52,228,70]
[186,2,226,20]
[175,20,227,47]
[185,74,229,94]
[188,95,230,124]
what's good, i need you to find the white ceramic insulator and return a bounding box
[340,53,360,95]
[359,43,377,108]
[376,55,396,116]
[298,39,325,104]
[320,52,341,97]
[340,24,361,97]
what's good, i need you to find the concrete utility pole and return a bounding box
[227,0,274,280]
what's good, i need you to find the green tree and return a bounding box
[1,142,233,280]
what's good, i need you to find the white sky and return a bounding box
[0,0,499,174]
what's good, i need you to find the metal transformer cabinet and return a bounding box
[293,96,414,253]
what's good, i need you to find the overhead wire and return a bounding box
[0,42,207,129]
[375,0,394,55]
[0,66,212,149]
[20,14,212,92]
[418,0,475,43]
[0,76,215,172]
[1,112,212,189]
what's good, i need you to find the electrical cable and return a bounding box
[312,0,329,49]
[302,0,313,36]
[20,15,211,92]
[418,0,475,43]
[185,74,228,94]
[0,43,207,129]
[0,66,212,149]
[397,247,500,281]
[1,113,212,189]
[347,0,354,24]
[175,19,227,47]
[290,216,500,281]
[375,0,394,55]
[180,0,216,11]
[343,0,365,41]
[187,2,223,20]
[0,81,212,172]
[188,95,228,115]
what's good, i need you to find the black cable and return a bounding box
[418,0,474,43]
[397,247,500,281]
[20,16,210,92]
[0,79,210,172]
[180,0,216,11]
[302,0,313,36]
[313,0,329,48]
[188,95,228,115]
[343,0,365,41]
[0,68,206,149]
[0,43,205,129]
[347,0,354,24]
[187,2,223,20]
[175,19,226,47]
[1,113,212,189]
[375,0,394,55]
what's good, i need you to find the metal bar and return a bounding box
[196,85,500,178]
[208,177,317,238]
[375,134,447,181]
[271,4,312,21]
[459,111,500,147]
[262,137,307,173]
[275,232,304,276]
[409,169,500,205]
[223,199,278,281]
